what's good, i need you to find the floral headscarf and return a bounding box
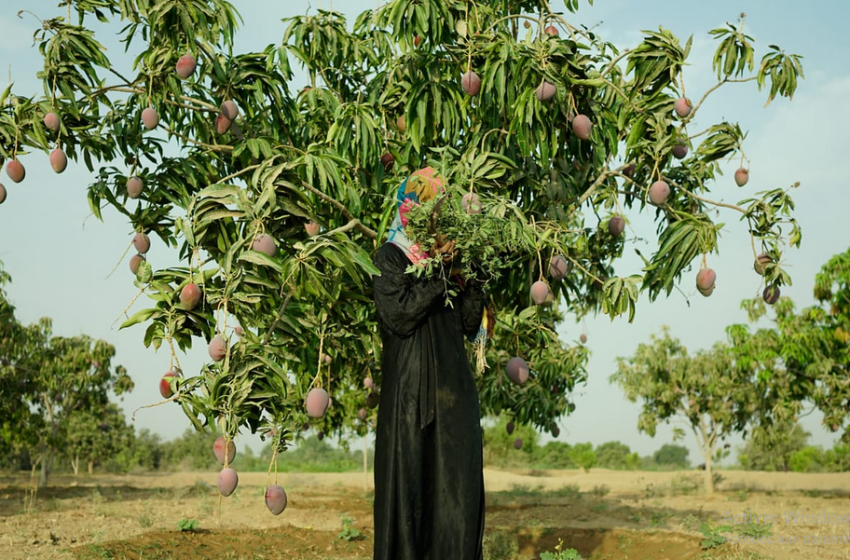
[385,167,444,265]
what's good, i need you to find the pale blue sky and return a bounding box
[1,0,848,465]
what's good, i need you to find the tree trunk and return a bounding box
[87,460,94,475]
[363,433,368,491]
[39,397,57,488]
[703,450,714,495]
[71,453,80,476]
[39,447,55,488]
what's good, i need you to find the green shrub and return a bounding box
[483,530,519,560]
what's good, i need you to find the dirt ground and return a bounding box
[1,468,848,560]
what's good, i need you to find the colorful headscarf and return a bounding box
[385,167,444,265]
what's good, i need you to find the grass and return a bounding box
[493,483,584,500]
[76,544,115,560]
[698,552,775,560]
[588,484,610,497]
[137,508,155,528]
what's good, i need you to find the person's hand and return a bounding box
[429,238,459,264]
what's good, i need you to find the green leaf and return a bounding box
[120,307,158,329]
[238,251,283,273]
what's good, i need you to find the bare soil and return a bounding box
[1,468,848,560]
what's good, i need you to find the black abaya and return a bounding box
[371,242,486,560]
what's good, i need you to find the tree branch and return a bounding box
[263,292,293,347]
[297,181,377,239]
[668,178,747,214]
[562,253,605,286]
[88,84,219,114]
[600,48,633,78]
[482,14,541,36]
[539,0,579,41]
[576,156,616,207]
[160,124,233,152]
[684,76,758,125]
[321,219,360,238]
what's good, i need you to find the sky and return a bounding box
[1,0,848,466]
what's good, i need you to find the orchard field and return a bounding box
[2,467,849,560]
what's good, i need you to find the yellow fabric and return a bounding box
[404,167,442,203]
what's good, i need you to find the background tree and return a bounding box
[0,259,131,484]
[482,416,540,467]
[60,402,136,475]
[652,443,690,469]
[737,420,808,472]
[161,428,221,471]
[568,442,597,473]
[534,441,575,469]
[4,312,133,486]
[725,247,850,446]
[821,443,850,472]
[594,441,639,470]
[1,0,804,475]
[611,329,761,493]
[133,428,167,471]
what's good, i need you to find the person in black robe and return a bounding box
[371,167,487,560]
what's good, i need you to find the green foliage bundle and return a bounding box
[403,189,535,288]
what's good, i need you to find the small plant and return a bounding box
[90,487,105,505]
[734,509,773,539]
[649,510,673,527]
[337,514,362,541]
[698,519,731,549]
[540,538,583,560]
[177,518,199,532]
[198,493,214,516]
[138,508,155,528]
[482,530,519,560]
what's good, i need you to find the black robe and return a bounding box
[371,242,486,560]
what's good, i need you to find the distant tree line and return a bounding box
[1,411,847,477]
[481,416,850,474]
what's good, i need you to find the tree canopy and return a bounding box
[0,0,805,461]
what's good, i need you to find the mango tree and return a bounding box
[726,248,850,445]
[61,402,136,475]
[1,0,804,493]
[611,328,761,493]
[5,309,133,486]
